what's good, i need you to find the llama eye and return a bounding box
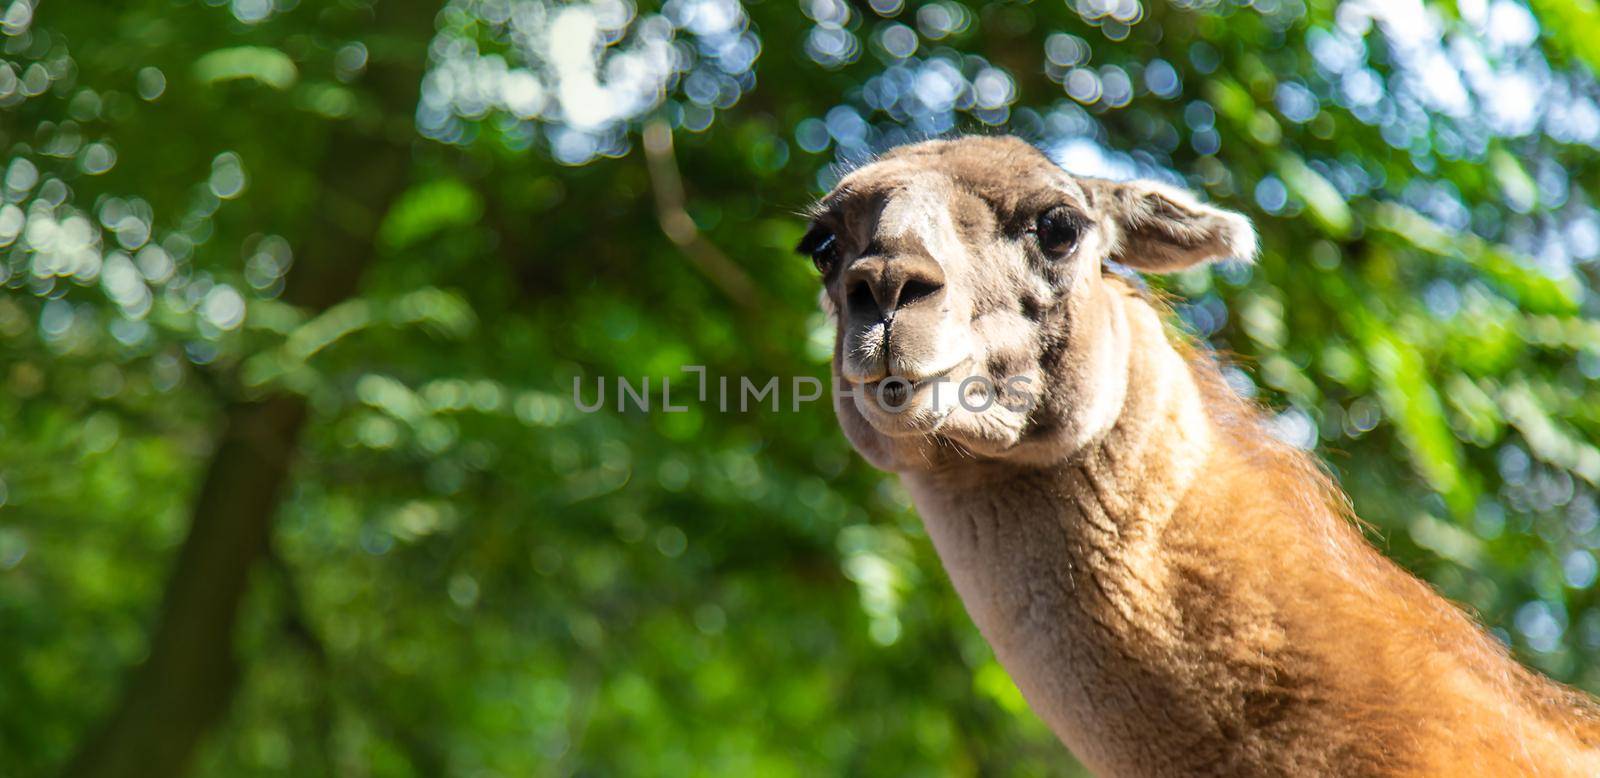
[797,228,839,276]
[812,234,838,274]
[1032,210,1083,257]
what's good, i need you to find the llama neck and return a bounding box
[902,290,1600,777]
[903,291,1223,774]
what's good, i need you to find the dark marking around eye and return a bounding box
[1019,294,1045,322]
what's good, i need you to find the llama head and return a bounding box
[800,136,1255,471]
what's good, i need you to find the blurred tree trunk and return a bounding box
[63,4,434,777]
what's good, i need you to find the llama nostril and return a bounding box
[886,255,947,314]
[847,281,878,317]
[898,277,943,308]
[843,255,946,320]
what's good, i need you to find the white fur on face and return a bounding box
[836,174,979,429]
[819,140,1255,471]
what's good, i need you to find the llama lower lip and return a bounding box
[859,359,975,415]
[864,368,953,402]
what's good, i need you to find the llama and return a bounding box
[801,136,1600,776]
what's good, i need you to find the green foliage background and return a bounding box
[3,0,1600,775]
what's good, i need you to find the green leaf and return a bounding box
[1527,0,1600,74]
[1490,148,1538,212]
[1277,153,1351,237]
[1370,203,1582,315]
[193,46,298,90]
[379,178,485,250]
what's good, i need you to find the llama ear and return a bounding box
[1083,179,1257,273]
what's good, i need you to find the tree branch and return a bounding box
[61,4,434,776]
[642,119,767,311]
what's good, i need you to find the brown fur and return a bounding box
[805,136,1600,776]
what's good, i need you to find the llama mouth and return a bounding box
[854,358,977,434]
[860,359,971,402]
